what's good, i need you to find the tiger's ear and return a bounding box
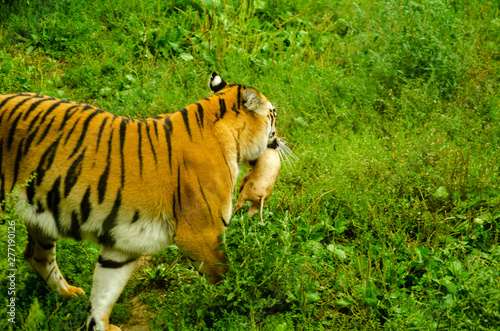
[243,88,268,116]
[209,72,227,93]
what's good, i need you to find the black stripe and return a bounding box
[237,85,243,109]
[131,211,140,223]
[36,116,56,146]
[0,110,5,127]
[70,211,82,240]
[98,163,110,204]
[11,139,24,191]
[195,103,204,129]
[96,117,109,151]
[197,177,214,224]
[164,117,173,169]
[221,152,234,186]
[219,99,227,119]
[153,120,159,138]
[38,100,66,125]
[194,112,203,138]
[0,94,21,115]
[36,201,45,213]
[69,110,100,159]
[145,123,158,164]
[98,128,113,204]
[22,97,54,121]
[47,176,62,232]
[194,112,200,129]
[137,122,143,176]
[235,131,241,164]
[232,103,240,116]
[119,119,127,155]
[7,96,32,122]
[119,119,127,186]
[80,187,92,223]
[177,165,182,211]
[180,108,192,140]
[57,105,79,131]
[64,148,85,197]
[221,216,228,227]
[35,135,62,186]
[26,111,42,133]
[98,255,137,268]
[7,112,23,149]
[98,190,122,247]
[64,118,82,145]
[23,112,43,155]
[172,192,177,221]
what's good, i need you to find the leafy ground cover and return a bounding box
[1,0,499,330]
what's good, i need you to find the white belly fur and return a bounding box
[18,193,175,254]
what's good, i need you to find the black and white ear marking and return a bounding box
[209,72,227,93]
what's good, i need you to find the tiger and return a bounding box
[0,72,281,331]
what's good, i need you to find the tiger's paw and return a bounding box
[61,284,86,297]
[108,324,122,331]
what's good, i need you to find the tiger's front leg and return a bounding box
[87,247,140,331]
[173,206,229,284]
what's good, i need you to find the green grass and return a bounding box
[1,0,499,330]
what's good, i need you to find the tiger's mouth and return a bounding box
[249,138,295,167]
[267,138,279,150]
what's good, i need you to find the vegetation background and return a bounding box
[0,0,499,330]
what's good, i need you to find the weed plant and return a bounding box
[1,0,499,330]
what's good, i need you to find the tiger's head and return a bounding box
[208,72,279,167]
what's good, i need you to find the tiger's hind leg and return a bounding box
[23,226,85,296]
[87,246,140,331]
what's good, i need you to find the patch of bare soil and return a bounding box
[119,296,152,331]
[120,255,153,331]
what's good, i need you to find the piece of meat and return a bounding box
[234,148,281,224]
